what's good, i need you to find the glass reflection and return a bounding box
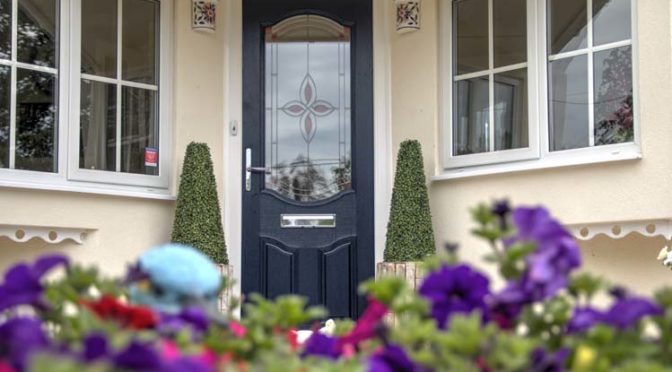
[80,80,116,171]
[548,0,587,55]
[122,0,158,84]
[494,68,528,151]
[0,0,10,60]
[15,68,56,172]
[454,0,488,75]
[549,55,589,151]
[82,0,117,77]
[493,0,526,68]
[593,0,631,46]
[121,87,157,175]
[594,46,633,145]
[0,66,9,168]
[264,15,351,202]
[17,0,57,67]
[453,76,489,155]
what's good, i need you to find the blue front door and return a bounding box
[242,0,374,318]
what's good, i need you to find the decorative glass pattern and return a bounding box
[265,15,351,202]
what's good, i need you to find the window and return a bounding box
[0,0,59,173]
[442,0,637,172]
[0,0,172,195]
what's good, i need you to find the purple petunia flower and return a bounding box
[567,296,663,333]
[513,207,581,301]
[604,297,663,330]
[529,347,569,372]
[81,332,109,362]
[159,306,210,335]
[0,317,50,371]
[0,254,69,312]
[491,207,581,327]
[113,341,163,370]
[419,264,490,329]
[567,307,605,333]
[368,344,420,372]
[302,332,341,360]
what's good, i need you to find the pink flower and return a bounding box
[338,298,388,349]
[229,320,247,338]
[160,341,181,361]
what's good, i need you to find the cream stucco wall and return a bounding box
[1,0,670,299]
[389,0,672,294]
[0,1,227,276]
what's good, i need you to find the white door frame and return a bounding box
[221,0,392,300]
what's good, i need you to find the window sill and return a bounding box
[433,148,642,182]
[0,179,176,201]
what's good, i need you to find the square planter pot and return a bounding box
[376,261,424,290]
[376,262,425,325]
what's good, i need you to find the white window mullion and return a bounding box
[115,0,123,173]
[587,0,595,147]
[8,0,17,169]
[487,0,495,152]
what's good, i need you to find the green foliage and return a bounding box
[172,142,228,264]
[384,140,436,262]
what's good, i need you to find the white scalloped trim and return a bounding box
[0,224,90,245]
[566,219,672,241]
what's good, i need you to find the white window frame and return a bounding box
[439,0,640,178]
[0,0,173,197]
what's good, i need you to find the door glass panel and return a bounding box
[265,15,351,202]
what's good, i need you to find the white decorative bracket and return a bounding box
[566,219,672,242]
[0,224,90,245]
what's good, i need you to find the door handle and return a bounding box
[245,148,269,191]
[246,166,271,174]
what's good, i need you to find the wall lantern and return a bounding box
[192,0,217,33]
[395,0,421,33]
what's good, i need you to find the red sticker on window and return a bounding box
[145,147,158,167]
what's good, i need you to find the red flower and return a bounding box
[286,329,299,351]
[82,296,157,330]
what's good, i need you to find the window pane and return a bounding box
[594,46,633,145]
[81,0,117,78]
[454,76,489,155]
[121,86,157,175]
[0,66,9,167]
[15,68,56,171]
[494,0,526,68]
[548,0,588,55]
[593,0,631,46]
[494,68,528,151]
[80,80,116,171]
[549,55,589,151]
[17,0,57,67]
[454,0,488,75]
[0,0,11,60]
[122,0,158,84]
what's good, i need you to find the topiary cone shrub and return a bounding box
[172,142,228,265]
[378,140,435,292]
[172,142,232,312]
